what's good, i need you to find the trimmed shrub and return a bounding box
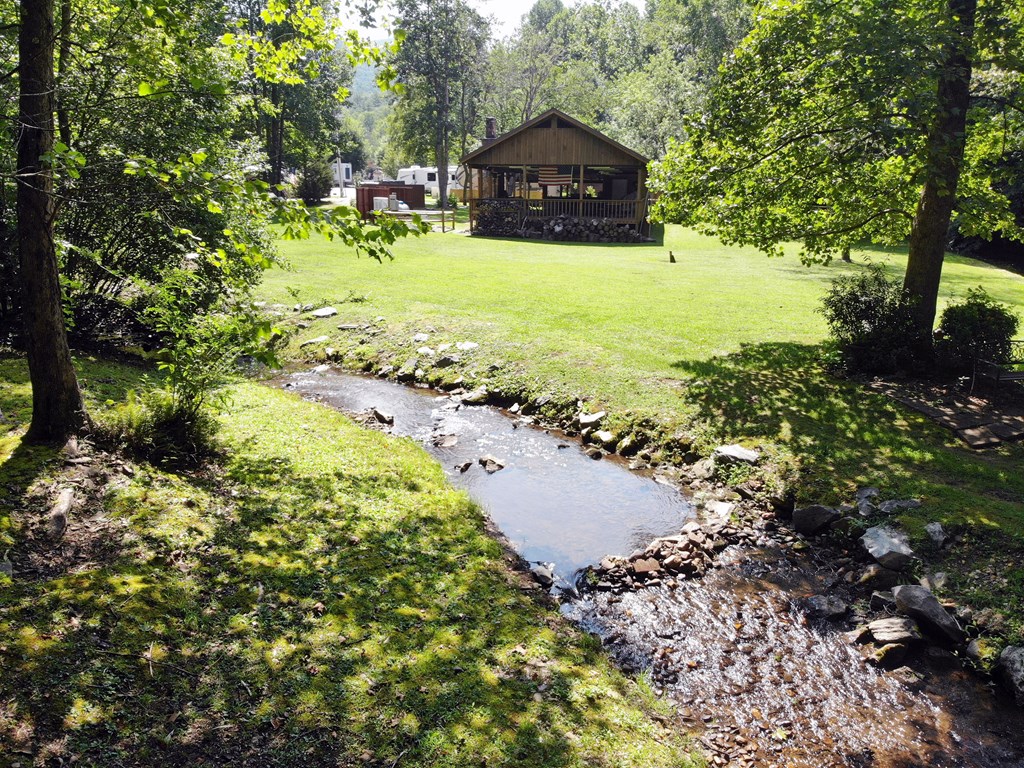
[937,288,1020,371]
[295,160,333,204]
[819,265,927,373]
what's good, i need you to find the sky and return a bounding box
[355,0,647,40]
[471,0,645,38]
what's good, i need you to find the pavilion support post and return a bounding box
[522,165,528,228]
[636,165,647,229]
[579,164,584,218]
[474,167,484,232]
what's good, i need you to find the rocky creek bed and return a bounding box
[280,366,1024,767]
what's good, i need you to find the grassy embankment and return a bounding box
[0,358,697,767]
[264,224,1024,641]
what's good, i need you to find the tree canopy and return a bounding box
[387,0,488,203]
[650,0,1024,334]
[5,0,419,441]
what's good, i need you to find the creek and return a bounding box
[282,368,1024,767]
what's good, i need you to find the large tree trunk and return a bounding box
[18,0,88,442]
[265,83,284,187]
[436,138,449,211]
[903,0,976,339]
[56,0,72,148]
[436,84,450,211]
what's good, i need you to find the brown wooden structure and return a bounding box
[461,109,650,235]
[354,183,425,219]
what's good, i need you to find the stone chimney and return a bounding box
[484,117,498,143]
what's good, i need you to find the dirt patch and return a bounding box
[6,439,134,581]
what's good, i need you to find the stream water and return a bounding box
[281,368,1024,768]
[284,369,692,579]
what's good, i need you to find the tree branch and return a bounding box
[969,94,1024,114]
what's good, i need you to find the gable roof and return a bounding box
[461,108,649,167]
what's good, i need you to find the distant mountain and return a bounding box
[343,64,393,164]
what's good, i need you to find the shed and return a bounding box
[354,183,425,219]
[461,109,650,237]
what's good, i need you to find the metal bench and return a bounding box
[977,340,1024,387]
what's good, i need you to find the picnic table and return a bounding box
[373,208,457,231]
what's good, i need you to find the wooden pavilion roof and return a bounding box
[461,109,648,168]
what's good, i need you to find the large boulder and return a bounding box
[868,617,922,645]
[712,444,760,466]
[997,646,1024,706]
[892,585,966,646]
[478,454,506,474]
[860,526,915,571]
[792,505,841,535]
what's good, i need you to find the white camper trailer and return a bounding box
[333,160,353,188]
[396,165,462,197]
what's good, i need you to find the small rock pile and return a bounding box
[585,521,735,592]
[844,584,967,669]
[700,723,760,768]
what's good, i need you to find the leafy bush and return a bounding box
[295,161,333,204]
[937,288,1020,370]
[96,388,222,465]
[819,265,927,373]
[447,191,460,209]
[95,269,283,465]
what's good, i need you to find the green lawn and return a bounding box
[262,225,1024,641]
[267,226,1022,416]
[0,357,696,767]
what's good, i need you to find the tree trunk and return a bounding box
[903,0,976,339]
[267,83,284,186]
[18,0,88,442]
[437,84,450,212]
[56,0,72,148]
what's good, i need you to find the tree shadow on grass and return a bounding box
[670,342,1024,507]
[0,434,677,766]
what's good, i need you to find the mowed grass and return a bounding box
[262,226,1024,640]
[267,226,1022,415]
[0,357,697,767]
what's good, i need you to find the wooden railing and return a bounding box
[469,197,643,225]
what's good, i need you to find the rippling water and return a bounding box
[281,369,1024,767]
[285,369,692,577]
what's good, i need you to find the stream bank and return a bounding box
[281,366,1024,768]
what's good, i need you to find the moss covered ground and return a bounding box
[0,357,698,767]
